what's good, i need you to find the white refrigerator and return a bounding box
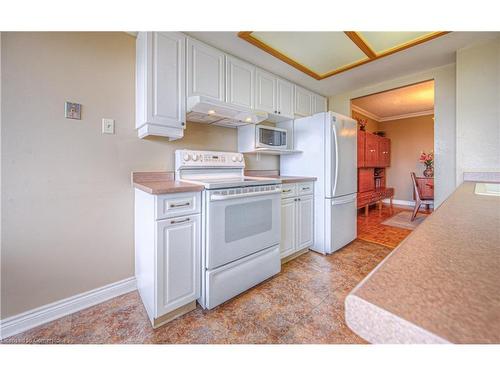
[280,111,357,254]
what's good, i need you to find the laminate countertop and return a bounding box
[132,172,204,195]
[345,181,500,344]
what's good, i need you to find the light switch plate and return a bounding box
[65,102,81,120]
[102,118,115,134]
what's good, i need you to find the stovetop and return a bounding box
[180,176,281,190]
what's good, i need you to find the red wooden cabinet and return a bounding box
[378,137,391,167]
[358,168,375,192]
[364,132,379,167]
[357,131,365,167]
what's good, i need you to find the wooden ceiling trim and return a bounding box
[344,31,376,58]
[238,31,451,81]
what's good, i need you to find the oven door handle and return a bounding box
[210,189,281,201]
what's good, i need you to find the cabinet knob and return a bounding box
[278,111,281,114]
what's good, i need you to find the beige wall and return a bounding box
[351,110,380,133]
[0,32,277,318]
[330,64,456,207]
[456,37,500,183]
[378,115,434,201]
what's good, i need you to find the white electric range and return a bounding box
[175,149,282,309]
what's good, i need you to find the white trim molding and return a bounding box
[383,198,414,206]
[351,104,434,122]
[383,198,434,209]
[0,277,136,340]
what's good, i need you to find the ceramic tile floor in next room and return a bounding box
[3,204,419,344]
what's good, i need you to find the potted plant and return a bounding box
[419,151,434,177]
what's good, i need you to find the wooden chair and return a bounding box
[410,172,434,221]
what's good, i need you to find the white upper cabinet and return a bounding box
[255,70,294,120]
[187,38,225,101]
[226,55,255,110]
[136,32,186,140]
[276,79,295,119]
[294,85,313,117]
[312,93,328,114]
[254,68,276,114]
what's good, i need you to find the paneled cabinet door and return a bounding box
[187,38,225,101]
[357,131,366,167]
[296,195,314,250]
[254,68,276,114]
[226,55,255,110]
[156,214,200,317]
[378,137,391,167]
[312,94,327,114]
[294,86,313,117]
[148,32,186,129]
[280,198,296,257]
[364,132,379,167]
[276,78,295,119]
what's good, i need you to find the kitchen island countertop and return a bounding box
[345,180,500,344]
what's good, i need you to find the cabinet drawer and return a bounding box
[297,182,314,196]
[155,192,201,220]
[281,183,297,199]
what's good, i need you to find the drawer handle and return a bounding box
[301,187,310,191]
[169,202,190,208]
[282,189,292,193]
[170,218,190,225]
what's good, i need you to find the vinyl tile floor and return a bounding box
[3,240,394,344]
[3,207,416,345]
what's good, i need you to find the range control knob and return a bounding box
[237,155,244,162]
[232,155,237,162]
[192,154,199,161]
[183,153,190,161]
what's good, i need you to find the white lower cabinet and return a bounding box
[280,183,314,260]
[135,189,201,327]
[156,214,200,317]
[280,198,297,256]
[297,195,314,250]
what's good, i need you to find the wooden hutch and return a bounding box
[357,130,394,215]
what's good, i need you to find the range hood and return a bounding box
[187,96,268,127]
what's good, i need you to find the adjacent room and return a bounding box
[352,81,436,247]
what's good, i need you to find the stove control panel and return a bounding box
[175,150,245,169]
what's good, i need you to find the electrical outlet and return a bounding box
[102,118,115,134]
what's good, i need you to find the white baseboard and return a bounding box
[382,199,434,208]
[0,277,136,340]
[383,198,415,206]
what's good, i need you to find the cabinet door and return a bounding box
[296,195,314,250]
[357,131,365,168]
[226,55,255,109]
[364,132,379,167]
[156,214,200,317]
[254,68,276,114]
[378,137,391,167]
[276,78,295,119]
[358,168,375,193]
[294,86,313,117]
[187,38,225,101]
[312,94,327,114]
[149,32,186,129]
[280,198,296,258]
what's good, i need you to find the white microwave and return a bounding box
[255,125,288,149]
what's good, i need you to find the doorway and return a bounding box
[350,80,435,247]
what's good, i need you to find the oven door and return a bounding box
[206,188,281,270]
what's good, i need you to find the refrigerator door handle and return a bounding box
[331,122,339,197]
[332,195,356,205]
